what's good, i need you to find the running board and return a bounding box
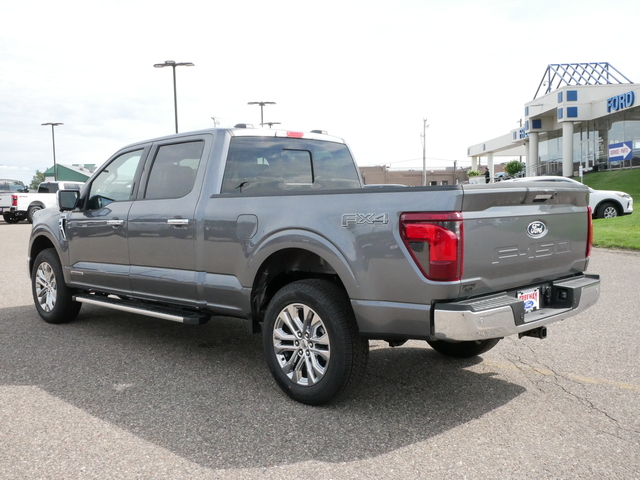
[73,293,210,325]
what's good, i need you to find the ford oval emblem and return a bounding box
[527,221,547,238]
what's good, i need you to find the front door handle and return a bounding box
[107,219,125,226]
[167,218,189,226]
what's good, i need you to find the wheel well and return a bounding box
[595,200,622,217]
[29,235,56,274]
[29,202,45,209]
[251,248,345,328]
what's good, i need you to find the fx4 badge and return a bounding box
[341,213,389,227]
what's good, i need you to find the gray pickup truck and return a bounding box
[28,127,600,405]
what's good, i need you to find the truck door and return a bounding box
[127,136,208,306]
[65,148,147,294]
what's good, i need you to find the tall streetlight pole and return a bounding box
[248,101,276,127]
[421,118,429,186]
[153,60,195,133]
[41,122,63,181]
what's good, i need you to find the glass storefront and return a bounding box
[535,108,640,175]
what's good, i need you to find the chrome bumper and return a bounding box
[433,274,600,341]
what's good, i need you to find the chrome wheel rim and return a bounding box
[272,303,330,386]
[35,261,57,312]
[603,206,617,218]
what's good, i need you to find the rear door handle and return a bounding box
[167,218,189,226]
[106,219,125,226]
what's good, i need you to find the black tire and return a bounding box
[3,212,20,224]
[31,248,82,324]
[27,205,43,224]
[596,202,618,219]
[426,338,501,358]
[262,279,369,405]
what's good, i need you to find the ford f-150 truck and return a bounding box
[1,181,83,223]
[28,127,600,405]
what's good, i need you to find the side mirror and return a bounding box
[58,190,80,211]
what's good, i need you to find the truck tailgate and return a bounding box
[459,182,591,297]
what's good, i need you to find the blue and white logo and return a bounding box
[527,221,547,238]
[523,299,536,310]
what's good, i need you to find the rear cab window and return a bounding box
[221,137,361,194]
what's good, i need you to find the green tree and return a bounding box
[29,170,45,190]
[504,160,524,177]
[467,170,480,177]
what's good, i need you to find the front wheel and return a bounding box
[596,202,618,219]
[263,279,369,405]
[31,248,82,324]
[426,338,501,358]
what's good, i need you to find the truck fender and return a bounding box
[245,229,360,298]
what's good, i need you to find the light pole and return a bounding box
[41,122,63,181]
[421,118,429,186]
[153,60,195,133]
[263,122,281,129]
[248,101,276,127]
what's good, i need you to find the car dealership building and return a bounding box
[468,63,640,180]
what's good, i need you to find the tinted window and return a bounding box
[0,180,26,192]
[87,150,144,209]
[145,141,203,200]
[221,137,360,194]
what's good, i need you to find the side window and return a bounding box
[144,141,204,200]
[87,150,143,210]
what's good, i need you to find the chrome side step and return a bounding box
[73,293,210,325]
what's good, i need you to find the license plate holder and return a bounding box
[518,287,540,314]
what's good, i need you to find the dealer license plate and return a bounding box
[518,288,540,314]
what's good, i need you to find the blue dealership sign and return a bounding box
[608,141,633,162]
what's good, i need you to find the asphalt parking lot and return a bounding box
[1,221,638,480]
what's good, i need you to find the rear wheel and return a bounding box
[596,202,618,219]
[31,248,81,324]
[27,205,43,223]
[2,212,20,224]
[263,279,369,405]
[426,338,501,358]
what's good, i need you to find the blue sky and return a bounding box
[2,0,640,184]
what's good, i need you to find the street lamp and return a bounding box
[263,122,281,128]
[153,60,195,133]
[248,101,276,127]
[41,122,63,181]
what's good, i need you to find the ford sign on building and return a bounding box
[467,62,640,180]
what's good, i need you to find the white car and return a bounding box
[505,175,633,219]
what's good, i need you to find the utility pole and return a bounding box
[421,118,429,186]
[41,122,63,181]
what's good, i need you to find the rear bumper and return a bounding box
[433,274,600,341]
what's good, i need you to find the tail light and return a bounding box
[400,212,463,281]
[586,206,593,258]
[11,194,17,207]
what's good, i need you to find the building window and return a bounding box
[558,92,563,103]
[567,107,578,118]
[567,90,578,101]
[558,108,564,119]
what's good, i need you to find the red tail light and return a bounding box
[586,206,593,258]
[400,212,463,281]
[11,194,17,207]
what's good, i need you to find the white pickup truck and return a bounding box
[0,181,84,224]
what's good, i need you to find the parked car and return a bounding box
[505,175,633,219]
[0,181,84,223]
